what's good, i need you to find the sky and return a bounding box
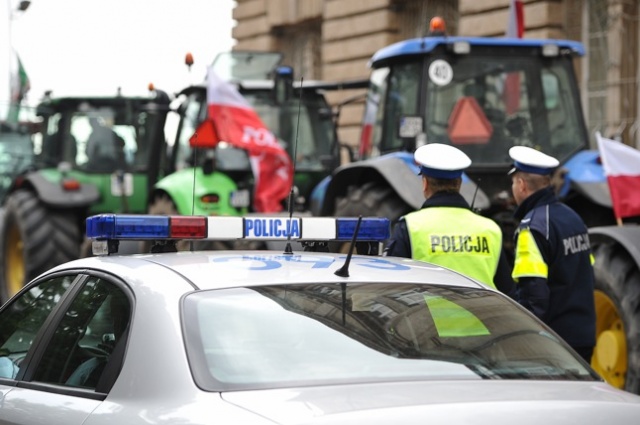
[9,0,236,106]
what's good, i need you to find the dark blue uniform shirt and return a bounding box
[513,186,596,350]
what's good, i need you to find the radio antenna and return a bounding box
[283,76,304,255]
[334,216,362,278]
[470,177,481,212]
[189,133,199,251]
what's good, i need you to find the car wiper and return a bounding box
[490,365,594,380]
[465,363,500,380]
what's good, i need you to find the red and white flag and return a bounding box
[596,132,640,219]
[504,0,524,115]
[190,68,293,213]
[506,0,524,38]
[359,91,377,159]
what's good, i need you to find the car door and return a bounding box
[0,272,132,425]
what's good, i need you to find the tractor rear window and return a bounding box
[37,103,165,174]
[366,53,587,167]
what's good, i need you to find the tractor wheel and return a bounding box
[80,237,93,258]
[0,190,80,301]
[332,182,412,253]
[591,241,640,394]
[141,194,204,253]
[140,193,247,253]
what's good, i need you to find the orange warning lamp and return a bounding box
[185,52,194,67]
[429,17,446,36]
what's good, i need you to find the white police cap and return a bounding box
[508,146,559,175]
[415,143,471,179]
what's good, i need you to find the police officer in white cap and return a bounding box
[509,145,595,362]
[385,143,514,296]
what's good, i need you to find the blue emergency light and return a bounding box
[86,214,390,254]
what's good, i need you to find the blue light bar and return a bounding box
[86,214,391,243]
[335,217,390,241]
[86,214,172,239]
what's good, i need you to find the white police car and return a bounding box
[0,214,639,425]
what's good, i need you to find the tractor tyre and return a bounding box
[332,182,412,253]
[141,193,209,253]
[591,241,640,395]
[0,189,80,301]
[140,193,248,253]
[80,237,93,258]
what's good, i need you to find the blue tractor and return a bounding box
[313,18,640,393]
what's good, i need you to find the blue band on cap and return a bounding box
[420,166,463,179]
[513,161,554,175]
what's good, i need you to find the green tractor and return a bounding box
[147,51,363,249]
[0,89,171,300]
[0,120,35,203]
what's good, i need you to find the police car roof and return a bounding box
[50,251,485,291]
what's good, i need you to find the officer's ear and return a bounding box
[510,172,521,187]
[513,174,523,188]
[513,174,529,194]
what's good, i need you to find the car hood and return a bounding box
[221,380,640,424]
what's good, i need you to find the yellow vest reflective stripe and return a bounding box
[512,227,548,281]
[405,207,502,288]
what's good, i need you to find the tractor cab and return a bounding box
[162,51,346,216]
[34,90,170,180]
[359,18,588,209]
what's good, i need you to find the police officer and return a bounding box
[384,143,514,296]
[508,145,596,362]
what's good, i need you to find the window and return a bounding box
[0,127,35,202]
[31,277,131,391]
[380,62,421,153]
[361,67,389,159]
[174,91,207,171]
[0,276,75,380]
[246,91,334,170]
[183,283,597,392]
[37,101,165,174]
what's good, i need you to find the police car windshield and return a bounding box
[183,283,597,391]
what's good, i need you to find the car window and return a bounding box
[183,283,598,391]
[30,276,131,391]
[0,276,76,380]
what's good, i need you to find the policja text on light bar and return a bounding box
[86,214,390,253]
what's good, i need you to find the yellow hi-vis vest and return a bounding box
[405,207,502,288]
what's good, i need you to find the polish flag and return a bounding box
[504,0,524,115]
[359,91,377,159]
[506,0,524,38]
[596,132,640,219]
[190,68,293,213]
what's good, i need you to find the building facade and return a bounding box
[232,0,639,149]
